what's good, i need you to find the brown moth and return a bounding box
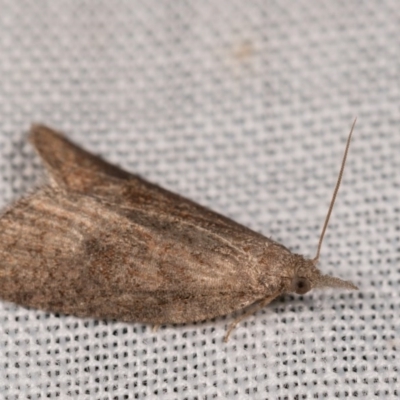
[0,122,358,341]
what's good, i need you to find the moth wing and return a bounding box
[0,186,267,324]
[30,124,132,191]
[31,125,284,257]
[29,126,266,245]
[1,126,285,324]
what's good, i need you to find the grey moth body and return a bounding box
[0,125,357,335]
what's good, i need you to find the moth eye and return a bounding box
[292,277,311,295]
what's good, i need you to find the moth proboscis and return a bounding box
[0,121,358,342]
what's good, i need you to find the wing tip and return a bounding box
[29,123,62,142]
[28,123,133,182]
[28,124,71,157]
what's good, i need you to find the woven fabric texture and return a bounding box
[0,1,399,399]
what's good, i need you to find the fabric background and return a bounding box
[0,1,399,399]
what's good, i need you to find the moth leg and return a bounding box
[223,294,278,342]
[152,324,161,332]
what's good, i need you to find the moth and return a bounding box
[0,122,357,341]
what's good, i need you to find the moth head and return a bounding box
[289,256,358,295]
[291,119,359,295]
[287,256,320,295]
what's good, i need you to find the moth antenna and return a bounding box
[313,118,356,264]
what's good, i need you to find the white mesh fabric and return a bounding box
[0,1,399,399]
